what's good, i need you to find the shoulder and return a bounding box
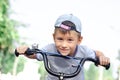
[77,45,91,51]
[76,45,96,57]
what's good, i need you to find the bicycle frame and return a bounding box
[15,47,110,80]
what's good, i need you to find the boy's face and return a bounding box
[53,29,83,56]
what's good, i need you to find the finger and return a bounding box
[101,57,110,65]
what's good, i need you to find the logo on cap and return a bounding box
[60,24,71,30]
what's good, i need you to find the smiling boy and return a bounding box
[16,14,110,80]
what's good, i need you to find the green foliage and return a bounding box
[0,51,15,73]
[0,8,19,50]
[16,57,26,74]
[85,63,98,80]
[0,0,20,74]
[102,66,114,80]
[85,63,114,80]
[38,61,47,80]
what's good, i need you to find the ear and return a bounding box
[78,36,83,44]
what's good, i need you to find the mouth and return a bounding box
[59,48,70,56]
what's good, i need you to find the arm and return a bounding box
[95,50,110,66]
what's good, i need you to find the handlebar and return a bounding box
[15,48,110,80]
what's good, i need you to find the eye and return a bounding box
[57,37,63,40]
[68,38,73,41]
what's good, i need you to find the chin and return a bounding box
[61,53,69,56]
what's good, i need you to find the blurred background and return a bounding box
[0,0,120,80]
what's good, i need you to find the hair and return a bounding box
[54,21,81,37]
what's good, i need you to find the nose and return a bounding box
[61,41,67,48]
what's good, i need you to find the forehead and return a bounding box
[54,28,78,37]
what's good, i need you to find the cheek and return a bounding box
[69,42,77,49]
[54,40,61,47]
[74,39,80,45]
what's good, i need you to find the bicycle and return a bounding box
[15,45,110,80]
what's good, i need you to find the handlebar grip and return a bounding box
[103,63,110,70]
[95,57,110,70]
[25,48,35,55]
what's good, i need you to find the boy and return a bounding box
[16,14,110,80]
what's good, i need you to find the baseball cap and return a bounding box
[54,14,82,33]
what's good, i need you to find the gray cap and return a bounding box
[54,14,82,33]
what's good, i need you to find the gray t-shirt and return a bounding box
[36,43,96,80]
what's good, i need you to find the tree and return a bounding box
[38,62,47,80]
[85,63,114,80]
[103,68,114,80]
[0,0,20,73]
[85,63,98,80]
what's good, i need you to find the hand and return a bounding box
[16,45,37,59]
[16,45,29,55]
[99,56,110,66]
[95,50,110,66]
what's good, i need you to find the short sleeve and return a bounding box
[77,45,96,58]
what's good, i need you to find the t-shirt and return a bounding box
[36,43,96,80]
